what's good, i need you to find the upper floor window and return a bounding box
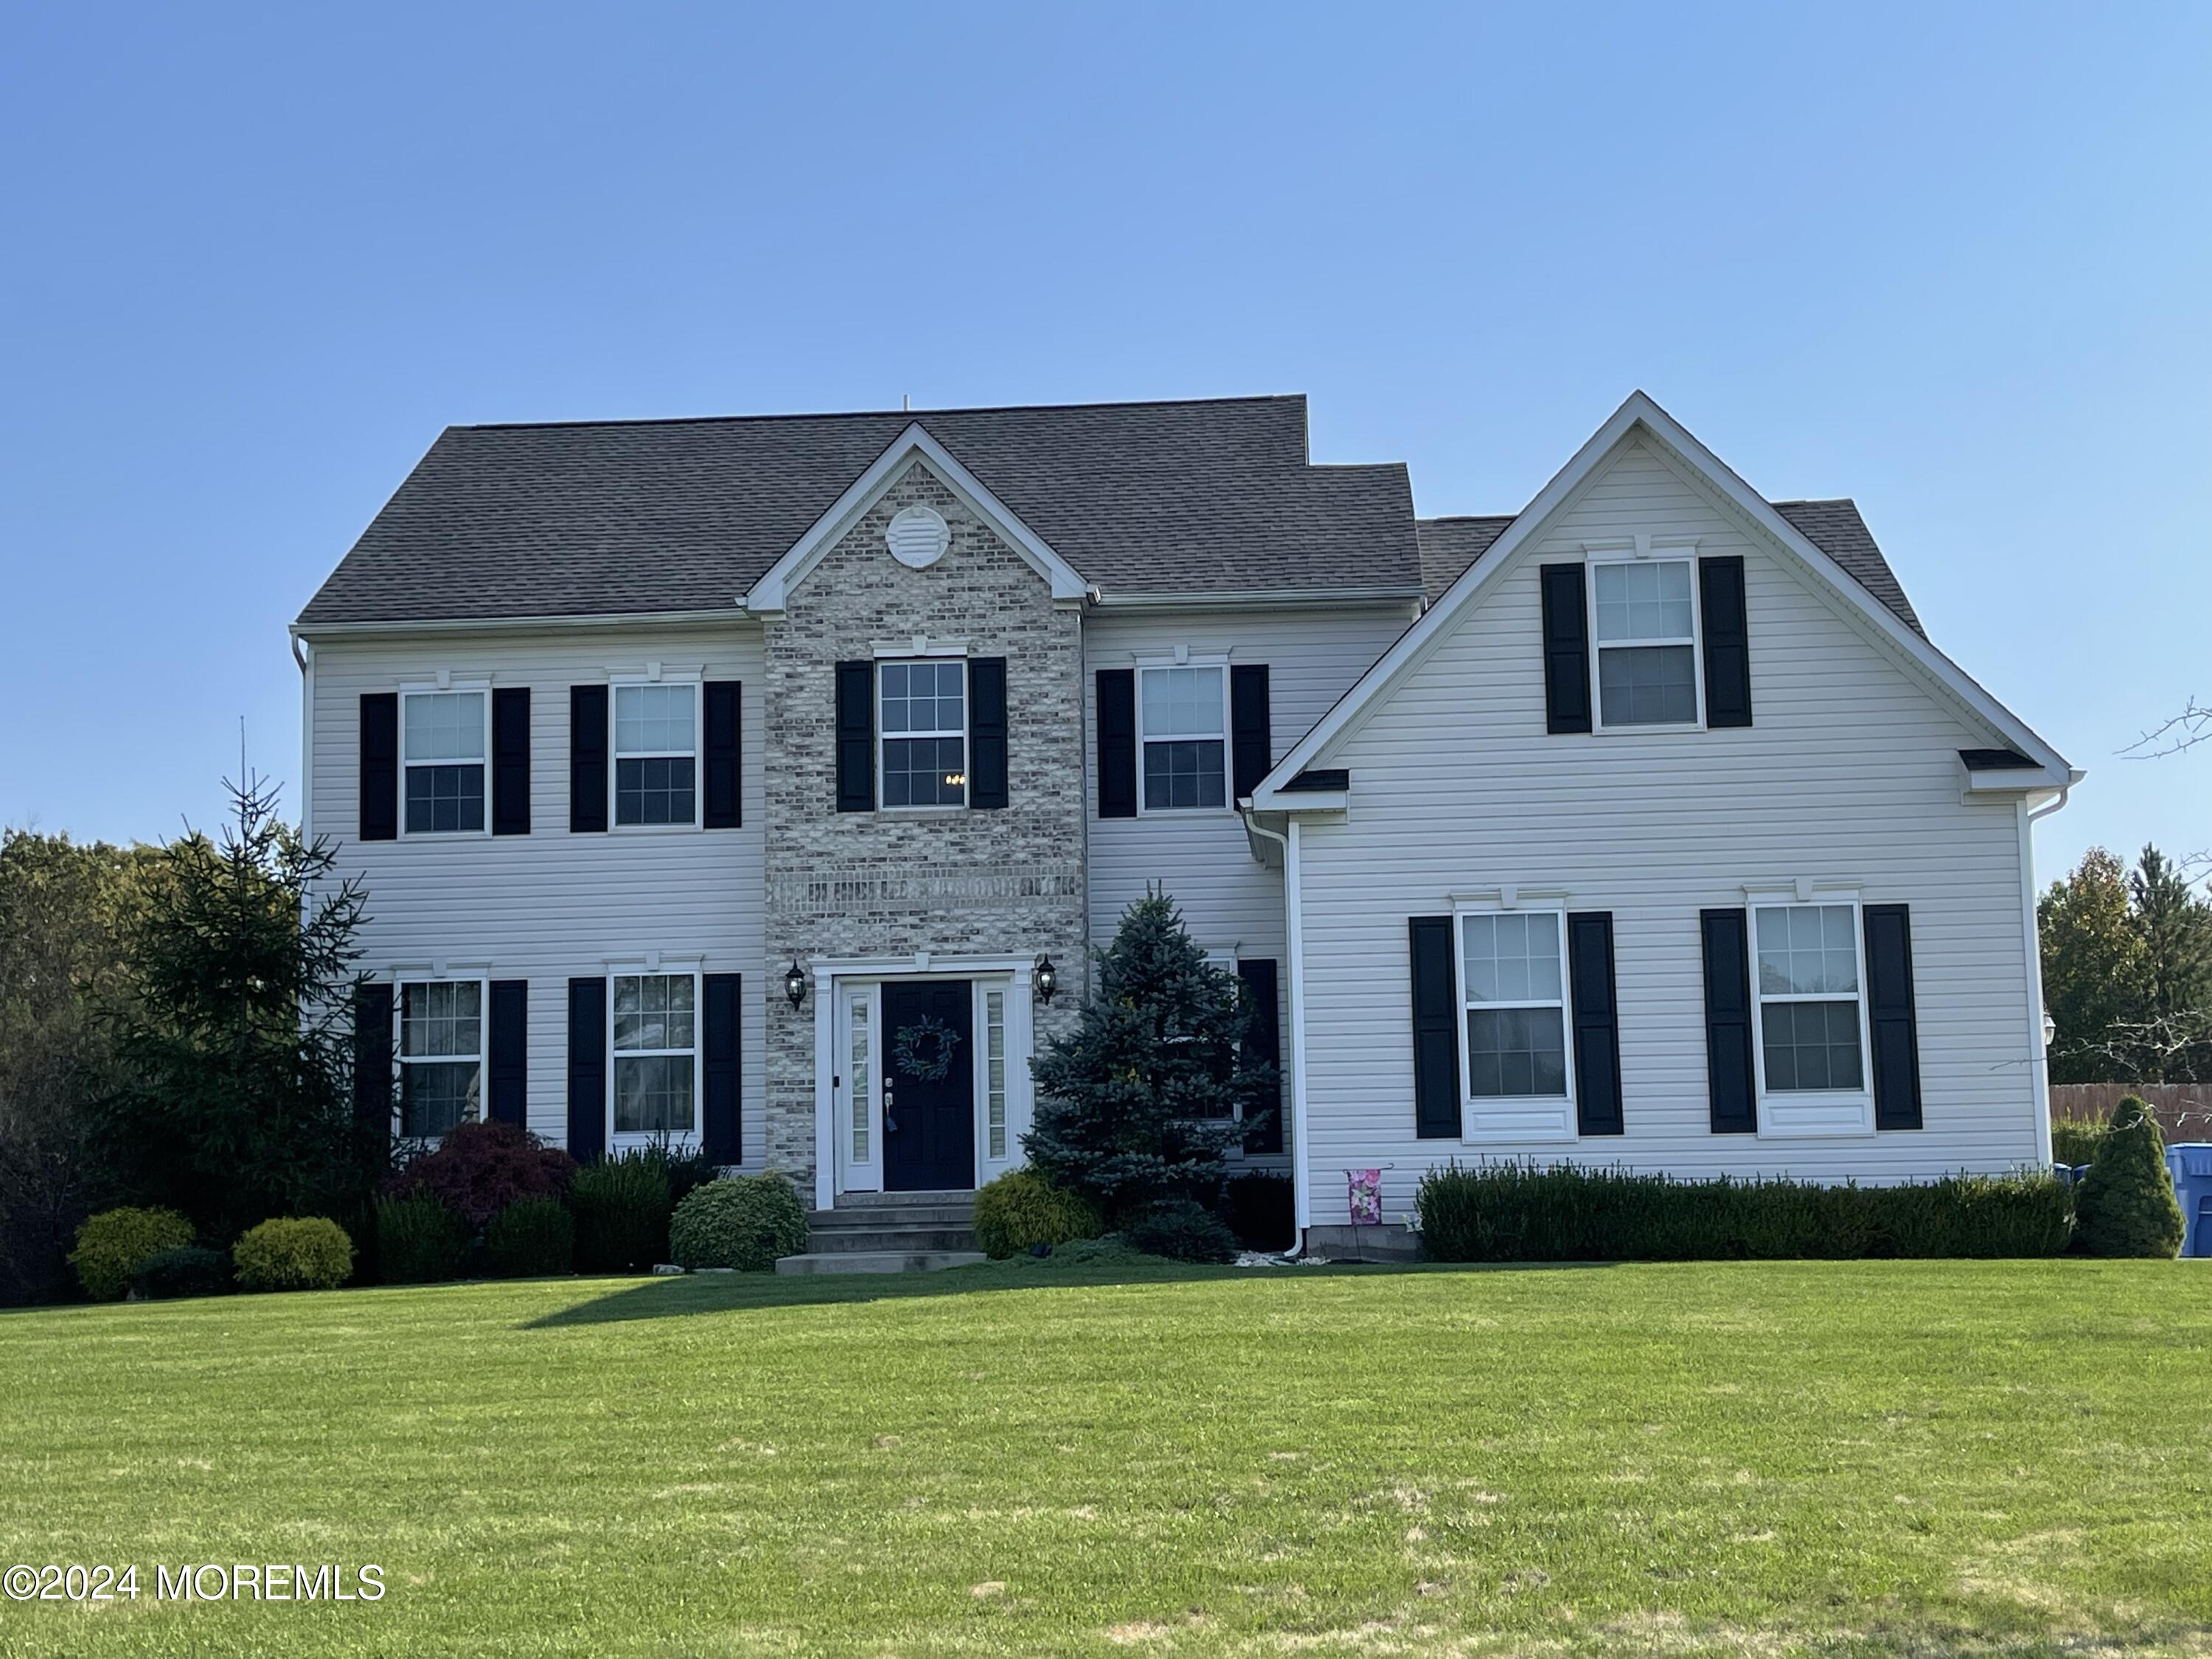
[399,979,482,1136]
[1753,902,1865,1094]
[1460,911,1570,1102]
[1592,559,1700,728]
[614,683,698,827]
[612,972,697,1138]
[403,690,487,833]
[880,659,966,807]
[1139,664,1227,811]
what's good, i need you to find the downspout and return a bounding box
[1243,810,1311,1256]
[2020,780,2076,1169]
[292,635,314,844]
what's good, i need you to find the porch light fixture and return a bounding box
[783,960,808,1009]
[1034,954,1058,1005]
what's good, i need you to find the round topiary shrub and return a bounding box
[485,1195,575,1278]
[130,1246,234,1301]
[973,1169,1103,1259]
[2076,1095,2186,1258]
[669,1175,808,1272]
[69,1206,196,1302]
[233,1217,355,1293]
[375,1192,470,1284]
[1125,1197,1241,1265]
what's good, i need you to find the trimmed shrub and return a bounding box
[1222,1172,1295,1251]
[69,1206,195,1302]
[485,1196,575,1278]
[570,1152,675,1273]
[233,1216,355,1292]
[669,1175,808,1272]
[2051,1119,2108,1166]
[383,1120,577,1228]
[973,1169,1103,1259]
[2076,1096,2186,1259]
[130,1246,233,1301]
[1125,1197,1241,1264]
[1413,1163,2073,1263]
[375,1192,469,1284]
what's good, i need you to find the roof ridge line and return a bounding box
[453,392,1311,434]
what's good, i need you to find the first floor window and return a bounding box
[1754,903,1865,1092]
[613,973,696,1134]
[880,659,966,807]
[399,981,482,1136]
[1139,664,1226,810]
[1461,911,1568,1099]
[849,991,873,1165]
[984,988,1008,1159]
[1593,559,1699,727]
[614,684,698,826]
[403,690,487,832]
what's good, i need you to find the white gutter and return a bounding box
[2020,776,2079,1169]
[1242,810,1312,1251]
[1091,587,1423,613]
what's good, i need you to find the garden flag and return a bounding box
[1346,1168,1383,1227]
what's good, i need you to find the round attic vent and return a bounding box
[886,504,950,569]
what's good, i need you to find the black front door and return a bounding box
[882,979,975,1192]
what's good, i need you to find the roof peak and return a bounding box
[453,392,1308,435]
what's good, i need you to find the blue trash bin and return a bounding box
[2165,1144,2212,1259]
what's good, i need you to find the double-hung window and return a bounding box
[614,684,698,827]
[1592,558,1701,728]
[611,973,697,1138]
[403,690,488,833]
[398,980,483,1137]
[1753,903,1867,1096]
[1138,664,1227,811]
[880,660,966,807]
[1458,908,1576,1138]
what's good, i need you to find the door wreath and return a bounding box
[892,1013,961,1082]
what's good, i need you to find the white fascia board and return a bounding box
[744,422,1095,614]
[1255,391,2073,793]
[1092,587,1423,613]
[291,609,751,642]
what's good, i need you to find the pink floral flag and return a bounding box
[1346,1168,1383,1227]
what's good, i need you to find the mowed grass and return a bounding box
[1,1257,2208,1658]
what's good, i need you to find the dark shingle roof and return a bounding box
[1412,498,1924,637]
[296,395,1422,626]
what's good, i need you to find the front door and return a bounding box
[881,979,975,1192]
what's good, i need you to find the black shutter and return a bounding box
[1540,563,1592,734]
[703,681,741,829]
[1096,668,1137,818]
[1699,556,1753,728]
[488,979,527,1126]
[703,973,742,1164]
[1237,958,1282,1154]
[566,977,606,1163]
[1230,664,1272,801]
[1567,913,1624,1135]
[1701,908,1757,1133]
[1864,905,1923,1130]
[352,982,394,1128]
[359,693,398,841]
[1409,916,1461,1139]
[568,685,608,834]
[968,657,1008,810]
[491,688,531,835]
[835,661,874,813]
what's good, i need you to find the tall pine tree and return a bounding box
[1026,892,1275,1220]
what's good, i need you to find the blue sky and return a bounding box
[2,2,2206,882]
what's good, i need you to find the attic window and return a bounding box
[886,505,950,569]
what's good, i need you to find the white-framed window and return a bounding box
[984,988,1008,1160]
[610,972,698,1140]
[401,689,489,834]
[397,978,484,1137]
[849,990,874,1167]
[1138,663,1228,811]
[880,658,967,808]
[613,682,699,827]
[1455,901,1577,1140]
[1753,902,1868,1097]
[1590,557,1702,728]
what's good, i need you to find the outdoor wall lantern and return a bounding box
[783,960,808,1010]
[1034,954,1058,1005]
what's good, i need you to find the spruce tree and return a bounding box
[2074,1094,2186,1259]
[1026,892,1276,1220]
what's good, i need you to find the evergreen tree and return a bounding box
[1026,892,1276,1220]
[98,773,378,1241]
[2129,846,2212,1081]
[2038,848,2144,1084]
[2073,1094,2185,1258]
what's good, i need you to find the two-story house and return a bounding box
[294,391,2076,1254]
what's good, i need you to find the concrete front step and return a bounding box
[805,1225,980,1254]
[807,1206,976,1229]
[775,1249,987,1276]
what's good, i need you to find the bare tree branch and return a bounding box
[2124,698,2212,759]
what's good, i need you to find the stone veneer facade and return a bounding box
[761,460,1089,1186]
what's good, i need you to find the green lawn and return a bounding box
[1,1256,2207,1658]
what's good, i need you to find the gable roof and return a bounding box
[1257,392,2072,802]
[295,395,1422,627]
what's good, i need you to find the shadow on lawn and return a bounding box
[522,1255,1615,1328]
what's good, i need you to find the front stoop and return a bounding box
[773,1191,987,1276]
